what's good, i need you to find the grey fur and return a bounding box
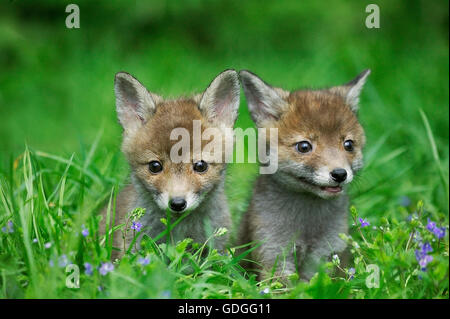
[239,175,349,280]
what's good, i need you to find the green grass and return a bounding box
[0,0,448,298]
[0,146,448,298]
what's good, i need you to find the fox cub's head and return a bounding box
[115,70,240,213]
[240,69,370,199]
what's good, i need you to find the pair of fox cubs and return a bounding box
[103,68,370,281]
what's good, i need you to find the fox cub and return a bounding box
[238,69,370,280]
[103,70,240,259]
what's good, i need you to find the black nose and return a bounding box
[169,197,187,212]
[330,168,347,183]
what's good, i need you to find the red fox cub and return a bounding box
[103,70,240,259]
[238,69,370,280]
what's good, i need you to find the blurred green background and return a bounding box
[0,0,448,223]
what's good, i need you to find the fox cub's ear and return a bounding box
[114,72,162,134]
[331,69,371,113]
[198,69,240,127]
[239,70,289,126]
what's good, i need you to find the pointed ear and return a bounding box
[331,69,371,113]
[198,69,240,127]
[239,70,289,126]
[114,72,162,133]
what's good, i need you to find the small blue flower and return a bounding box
[81,225,89,237]
[49,259,54,267]
[260,288,270,295]
[32,238,38,243]
[358,218,370,228]
[131,221,142,232]
[348,267,356,280]
[84,262,93,276]
[99,262,114,276]
[398,196,411,207]
[412,232,422,243]
[138,257,150,266]
[1,220,14,233]
[44,242,52,249]
[58,254,69,268]
[160,290,171,299]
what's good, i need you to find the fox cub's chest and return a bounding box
[265,194,349,255]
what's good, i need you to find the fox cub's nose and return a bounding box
[169,197,187,212]
[330,168,347,183]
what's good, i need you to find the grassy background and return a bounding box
[0,0,448,298]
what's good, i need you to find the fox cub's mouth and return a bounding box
[297,177,343,194]
[320,185,342,193]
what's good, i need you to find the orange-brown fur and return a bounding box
[102,70,240,260]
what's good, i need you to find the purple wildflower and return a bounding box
[433,227,446,239]
[418,255,433,270]
[32,238,38,243]
[99,262,114,276]
[426,219,447,239]
[421,242,433,254]
[426,218,437,232]
[358,218,370,228]
[415,242,434,271]
[49,259,54,267]
[131,221,142,232]
[44,242,52,249]
[81,225,89,237]
[84,262,93,276]
[138,257,150,266]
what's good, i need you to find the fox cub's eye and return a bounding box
[193,160,208,173]
[296,141,312,153]
[149,161,163,174]
[343,140,354,152]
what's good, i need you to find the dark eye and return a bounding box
[296,141,312,153]
[193,160,208,173]
[344,140,354,152]
[149,161,163,174]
